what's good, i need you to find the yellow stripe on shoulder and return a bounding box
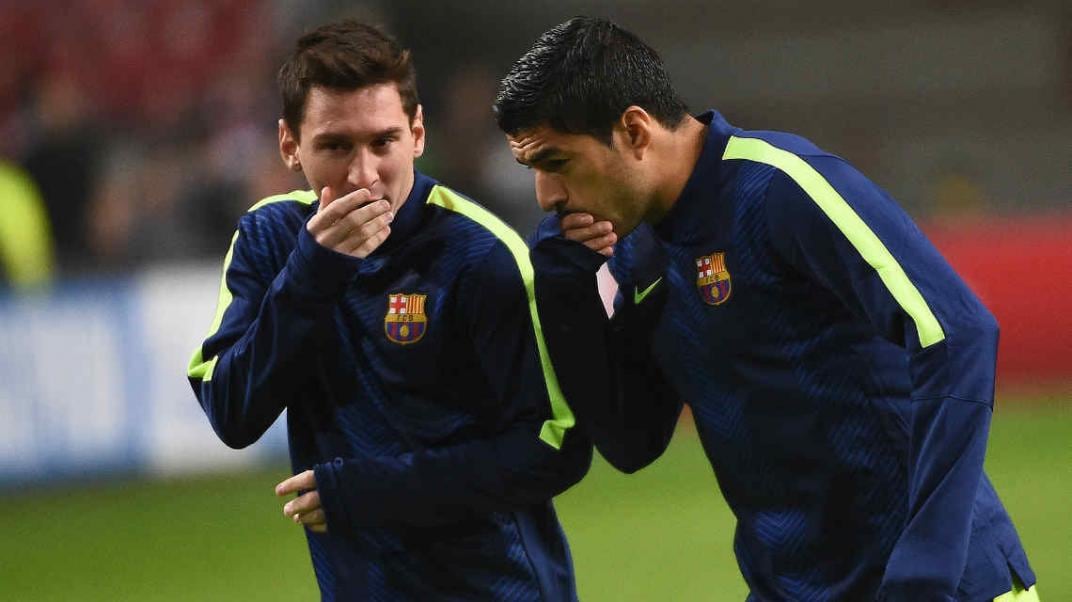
[246,189,317,213]
[187,190,316,382]
[426,185,576,449]
[722,136,945,348]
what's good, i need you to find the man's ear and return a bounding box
[279,118,302,171]
[411,104,426,158]
[616,106,654,160]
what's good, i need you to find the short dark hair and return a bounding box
[494,17,688,144]
[278,20,419,140]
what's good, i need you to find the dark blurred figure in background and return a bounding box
[20,74,99,273]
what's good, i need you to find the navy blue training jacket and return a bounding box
[189,171,590,601]
[532,111,1034,601]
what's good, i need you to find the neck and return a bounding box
[394,170,416,214]
[645,116,707,224]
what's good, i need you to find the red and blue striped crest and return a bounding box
[696,252,731,306]
[384,293,428,345]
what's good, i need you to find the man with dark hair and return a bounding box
[187,20,590,600]
[497,16,1037,602]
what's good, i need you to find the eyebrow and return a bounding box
[311,127,405,143]
[515,147,563,168]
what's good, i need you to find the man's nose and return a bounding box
[348,150,379,190]
[534,171,566,213]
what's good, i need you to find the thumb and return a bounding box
[318,186,335,213]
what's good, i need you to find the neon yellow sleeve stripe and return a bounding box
[723,136,946,348]
[187,231,238,381]
[426,185,575,449]
[186,191,317,382]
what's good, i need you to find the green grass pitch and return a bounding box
[2,403,1068,601]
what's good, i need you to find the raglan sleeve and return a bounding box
[312,238,592,531]
[763,157,997,602]
[187,206,361,449]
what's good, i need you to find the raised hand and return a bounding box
[306,186,394,258]
[561,212,616,257]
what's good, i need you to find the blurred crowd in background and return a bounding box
[3,1,346,280]
[1,0,1068,289]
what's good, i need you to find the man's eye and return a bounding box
[373,136,397,148]
[544,159,568,172]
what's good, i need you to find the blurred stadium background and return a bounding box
[1,1,1069,600]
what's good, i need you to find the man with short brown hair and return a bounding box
[188,20,590,600]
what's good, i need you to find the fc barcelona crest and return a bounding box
[385,293,428,345]
[696,252,731,306]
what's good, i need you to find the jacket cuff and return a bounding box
[314,458,353,534]
[283,223,363,300]
[530,215,609,272]
[531,236,608,275]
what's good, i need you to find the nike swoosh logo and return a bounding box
[633,277,663,304]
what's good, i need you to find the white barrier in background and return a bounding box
[0,265,288,486]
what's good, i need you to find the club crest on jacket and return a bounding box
[696,252,731,306]
[385,293,428,344]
